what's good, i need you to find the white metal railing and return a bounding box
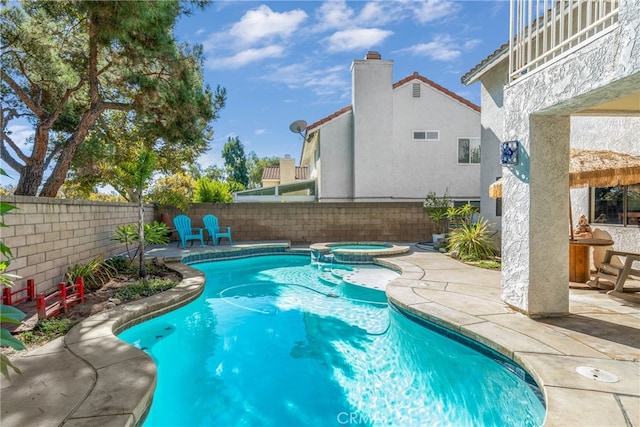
[509,0,619,82]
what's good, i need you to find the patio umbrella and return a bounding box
[488,148,640,238]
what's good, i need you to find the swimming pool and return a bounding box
[119,255,545,426]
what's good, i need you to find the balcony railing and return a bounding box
[509,0,619,82]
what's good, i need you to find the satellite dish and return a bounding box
[289,120,307,134]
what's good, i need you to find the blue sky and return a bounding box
[176,0,511,169]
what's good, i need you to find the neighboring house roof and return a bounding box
[306,72,480,133]
[261,165,309,181]
[394,72,481,112]
[460,43,509,86]
[307,105,352,132]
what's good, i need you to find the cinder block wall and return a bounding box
[159,202,431,244]
[1,196,154,295]
[2,197,432,295]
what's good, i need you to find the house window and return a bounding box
[458,137,481,164]
[412,83,420,98]
[413,130,439,141]
[591,184,640,227]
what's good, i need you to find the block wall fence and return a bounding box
[1,196,432,294]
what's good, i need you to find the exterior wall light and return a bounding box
[500,140,519,165]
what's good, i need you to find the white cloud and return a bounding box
[229,5,308,47]
[315,0,354,31]
[4,124,32,148]
[464,39,482,50]
[401,35,462,62]
[207,45,285,70]
[202,5,307,70]
[412,0,461,23]
[359,2,389,24]
[325,28,393,53]
[261,63,349,99]
[314,1,400,32]
[255,129,266,136]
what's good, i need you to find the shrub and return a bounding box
[66,256,118,292]
[476,260,501,270]
[194,177,233,203]
[424,191,451,234]
[19,318,75,347]
[447,218,499,261]
[106,255,131,274]
[112,221,170,262]
[115,278,178,301]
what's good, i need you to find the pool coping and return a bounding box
[2,246,638,426]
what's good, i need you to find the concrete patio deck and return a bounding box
[1,243,638,426]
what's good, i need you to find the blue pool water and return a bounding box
[119,255,545,427]
[329,244,391,251]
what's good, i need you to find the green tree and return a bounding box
[147,172,196,213]
[194,177,233,203]
[62,110,216,198]
[202,164,226,182]
[247,152,279,189]
[111,149,157,277]
[1,0,225,197]
[222,137,249,187]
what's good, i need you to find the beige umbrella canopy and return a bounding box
[569,148,640,187]
[489,148,640,240]
[489,148,640,199]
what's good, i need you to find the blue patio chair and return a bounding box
[203,214,232,246]
[173,215,204,248]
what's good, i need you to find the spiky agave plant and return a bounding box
[447,218,499,261]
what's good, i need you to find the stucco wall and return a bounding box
[391,81,482,200]
[318,113,354,201]
[479,61,509,230]
[2,196,154,295]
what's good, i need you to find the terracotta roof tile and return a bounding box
[261,166,280,180]
[306,105,352,132]
[261,166,309,180]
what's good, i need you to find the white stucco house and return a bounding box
[299,52,482,205]
[461,0,639,316]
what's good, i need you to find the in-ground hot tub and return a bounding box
[310,241,410,264]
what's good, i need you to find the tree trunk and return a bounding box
[138,195,146,278]
[14,124,50,196]
[14,164,44,196]
[39,107,102,197]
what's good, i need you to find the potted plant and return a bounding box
[424,191,451,244]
